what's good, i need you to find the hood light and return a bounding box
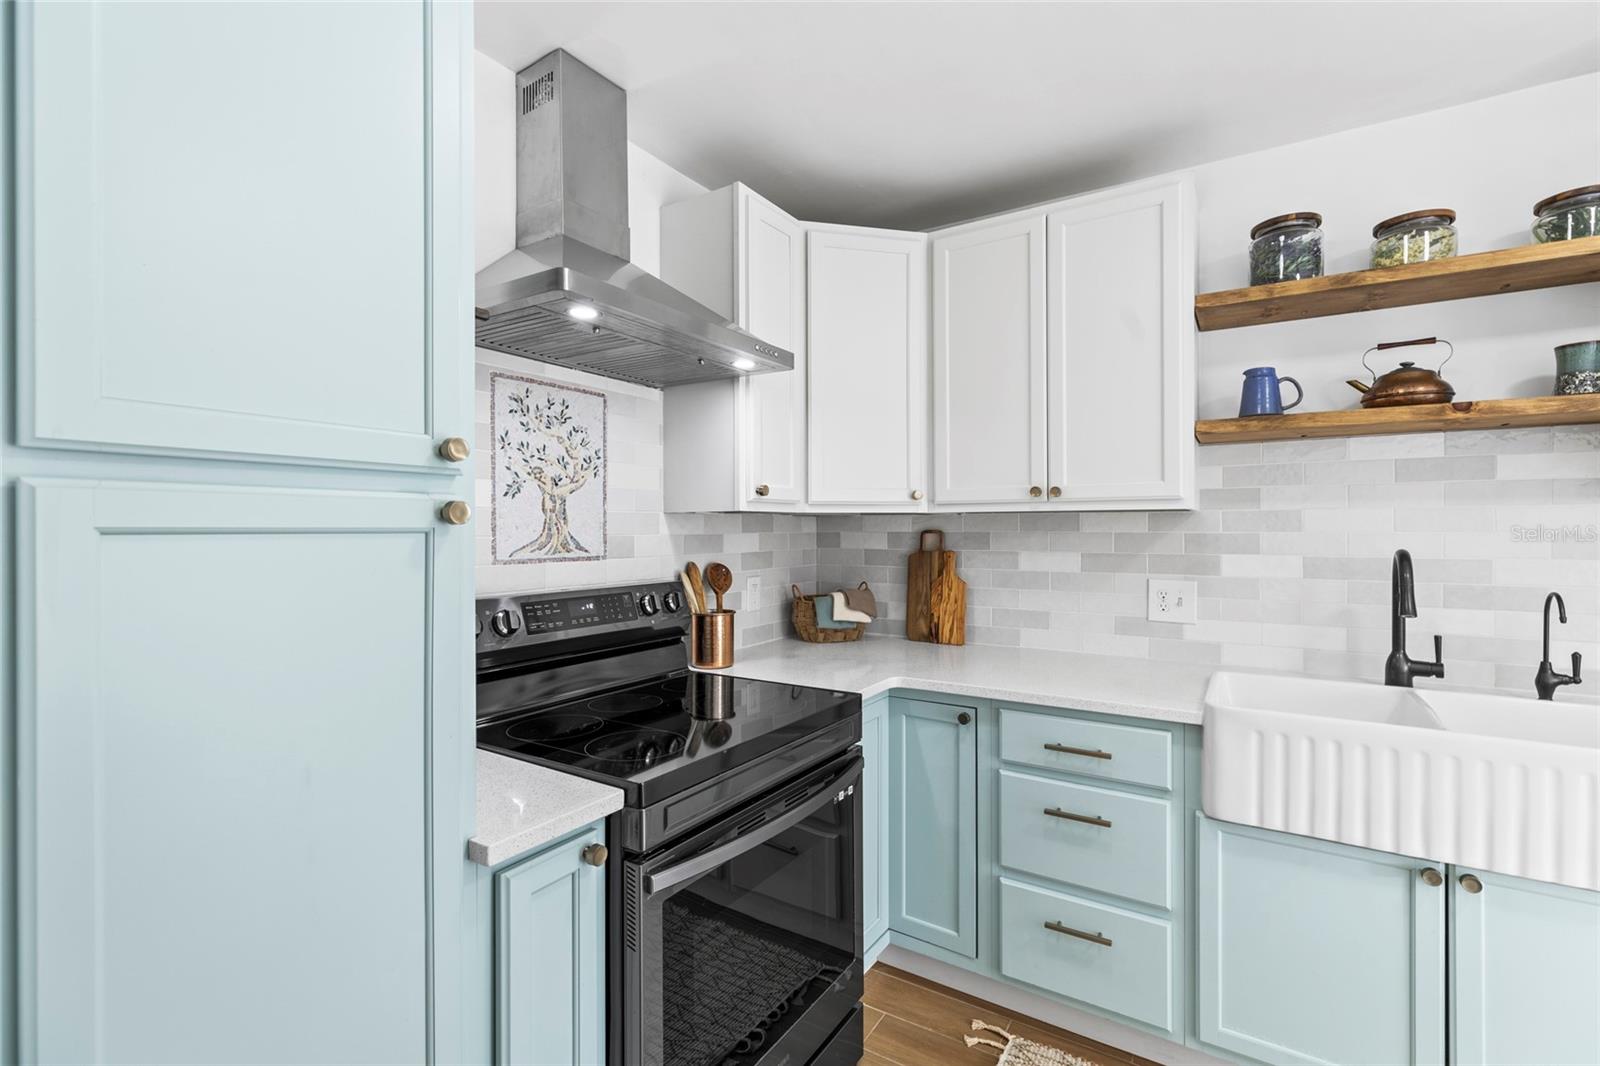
[567,304,599,321]
[732,357,756,371]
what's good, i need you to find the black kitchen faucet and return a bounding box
[1535,592,1583,701]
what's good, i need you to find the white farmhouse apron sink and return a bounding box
[1202,671,1600,891]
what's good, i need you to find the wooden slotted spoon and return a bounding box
[705,562,733,613]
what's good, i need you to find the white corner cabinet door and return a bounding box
[16,1,473,472]
[806,225,929,508]
[660,184,806,511]
[17,479,470,1064]
[931,214,1047,506]
[1045,180,1194,508]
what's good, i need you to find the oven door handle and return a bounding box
[644,758,862,896]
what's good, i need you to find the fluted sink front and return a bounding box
[1202,671,1600,891]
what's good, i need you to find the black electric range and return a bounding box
[476,581,865,1066]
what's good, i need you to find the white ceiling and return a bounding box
[475,1,1600,230]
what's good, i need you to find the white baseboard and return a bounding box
[875,945,1229,1066]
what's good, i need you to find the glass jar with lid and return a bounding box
[1371,209,1457,268]
[1249,212,1324,285]
[1533,185,1600,243]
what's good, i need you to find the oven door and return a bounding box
[621,751,863,1066]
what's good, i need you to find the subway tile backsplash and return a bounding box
[815,429,1599,695]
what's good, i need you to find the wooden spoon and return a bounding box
[684,562,707,614]
[705,562,733,613]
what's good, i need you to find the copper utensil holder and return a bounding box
[691,611,735,669]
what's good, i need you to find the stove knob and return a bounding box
[639,593,659,616]
[490,608,521,638]
[475,615,483,638]
[662,590,683,613]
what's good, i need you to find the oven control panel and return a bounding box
[475,581,685,650]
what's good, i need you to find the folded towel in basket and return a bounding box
[811,595,856,629]
[831,590,873,624]
[841,582,877,618]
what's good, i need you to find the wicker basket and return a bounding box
[791,584,868,643]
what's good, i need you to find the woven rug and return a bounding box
[965,1019,1102,1066]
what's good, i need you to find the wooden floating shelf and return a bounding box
[1194,394,1600,444]
[1194,236,1600,331]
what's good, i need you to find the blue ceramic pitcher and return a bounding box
[1239,366,1303,416]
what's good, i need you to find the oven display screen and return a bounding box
[522,592,637,632]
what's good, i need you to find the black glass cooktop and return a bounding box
[477,671,859,805]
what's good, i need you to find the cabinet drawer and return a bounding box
[999,770,1172,909]
[1000,877,1174,1034]
[999,707,1171,790]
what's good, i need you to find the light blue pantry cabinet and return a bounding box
[493,826,608,1066]
[1196,815,1446,1066]
[15,0,470,472]
[888,695,979,957]
[1451,867,1600,1066]
[5,1,475,1063]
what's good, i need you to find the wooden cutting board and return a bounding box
[906,529,966,644]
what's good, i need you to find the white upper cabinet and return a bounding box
[806,226,929,508]
[929,178,1194,511]
[931,215,1048,506]
[660,184,806,510]
[17,1,471,472]
[1045,180,1194,507]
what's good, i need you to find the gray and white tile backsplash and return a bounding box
[816,427,1599,695]
[474,348,816,648]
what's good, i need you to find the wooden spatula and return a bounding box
[684,561,707,614]
[705,562,733,612]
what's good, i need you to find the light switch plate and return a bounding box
[1147,578,1197,624]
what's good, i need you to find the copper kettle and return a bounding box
[1348,337,1456,408]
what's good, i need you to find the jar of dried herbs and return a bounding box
[1249,213,1323,285]
[1371,209,1457,268]
[1533,185,1600,243]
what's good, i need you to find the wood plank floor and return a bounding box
[860,964,1160,1066]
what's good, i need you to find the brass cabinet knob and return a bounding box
[1028,486,1043,498]
[957,712,972,725]
[1459,873,1483,894]
[1420,867,1444,887]
[438,500,471,525]
[581,843,608,867]
[911,490,924,501]
[754,484,770,497]
[1049,486,1062,498]
[437,436,471,462]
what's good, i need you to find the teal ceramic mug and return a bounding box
[1554,340,1600,395]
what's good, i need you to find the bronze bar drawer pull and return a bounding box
[1043,742,1113,760]
[1044,921,1112,947]
[1044,807,1112,828]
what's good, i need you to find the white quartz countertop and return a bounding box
[709,637,1214,725]
[469,750,624,867]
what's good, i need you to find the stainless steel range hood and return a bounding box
[475,50,793,388]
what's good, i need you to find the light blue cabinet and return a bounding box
[888,696,978,957]
[861,696,890,958]
[16,480,470,1064]
[1451,867,1600,1066]
[495,827,607,1066]
[15,0,471,471]
[1196,815,1445,1066]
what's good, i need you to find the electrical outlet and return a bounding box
[744,576,763,613]
[1147,579,1197,624]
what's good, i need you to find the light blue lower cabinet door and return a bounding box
[495,828,606,1066]
[861,697,890,952]
[1451,868,1600,1066]
[888,697,977,957]
[18,479,469,1065]
[1196,815,1445,1066]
